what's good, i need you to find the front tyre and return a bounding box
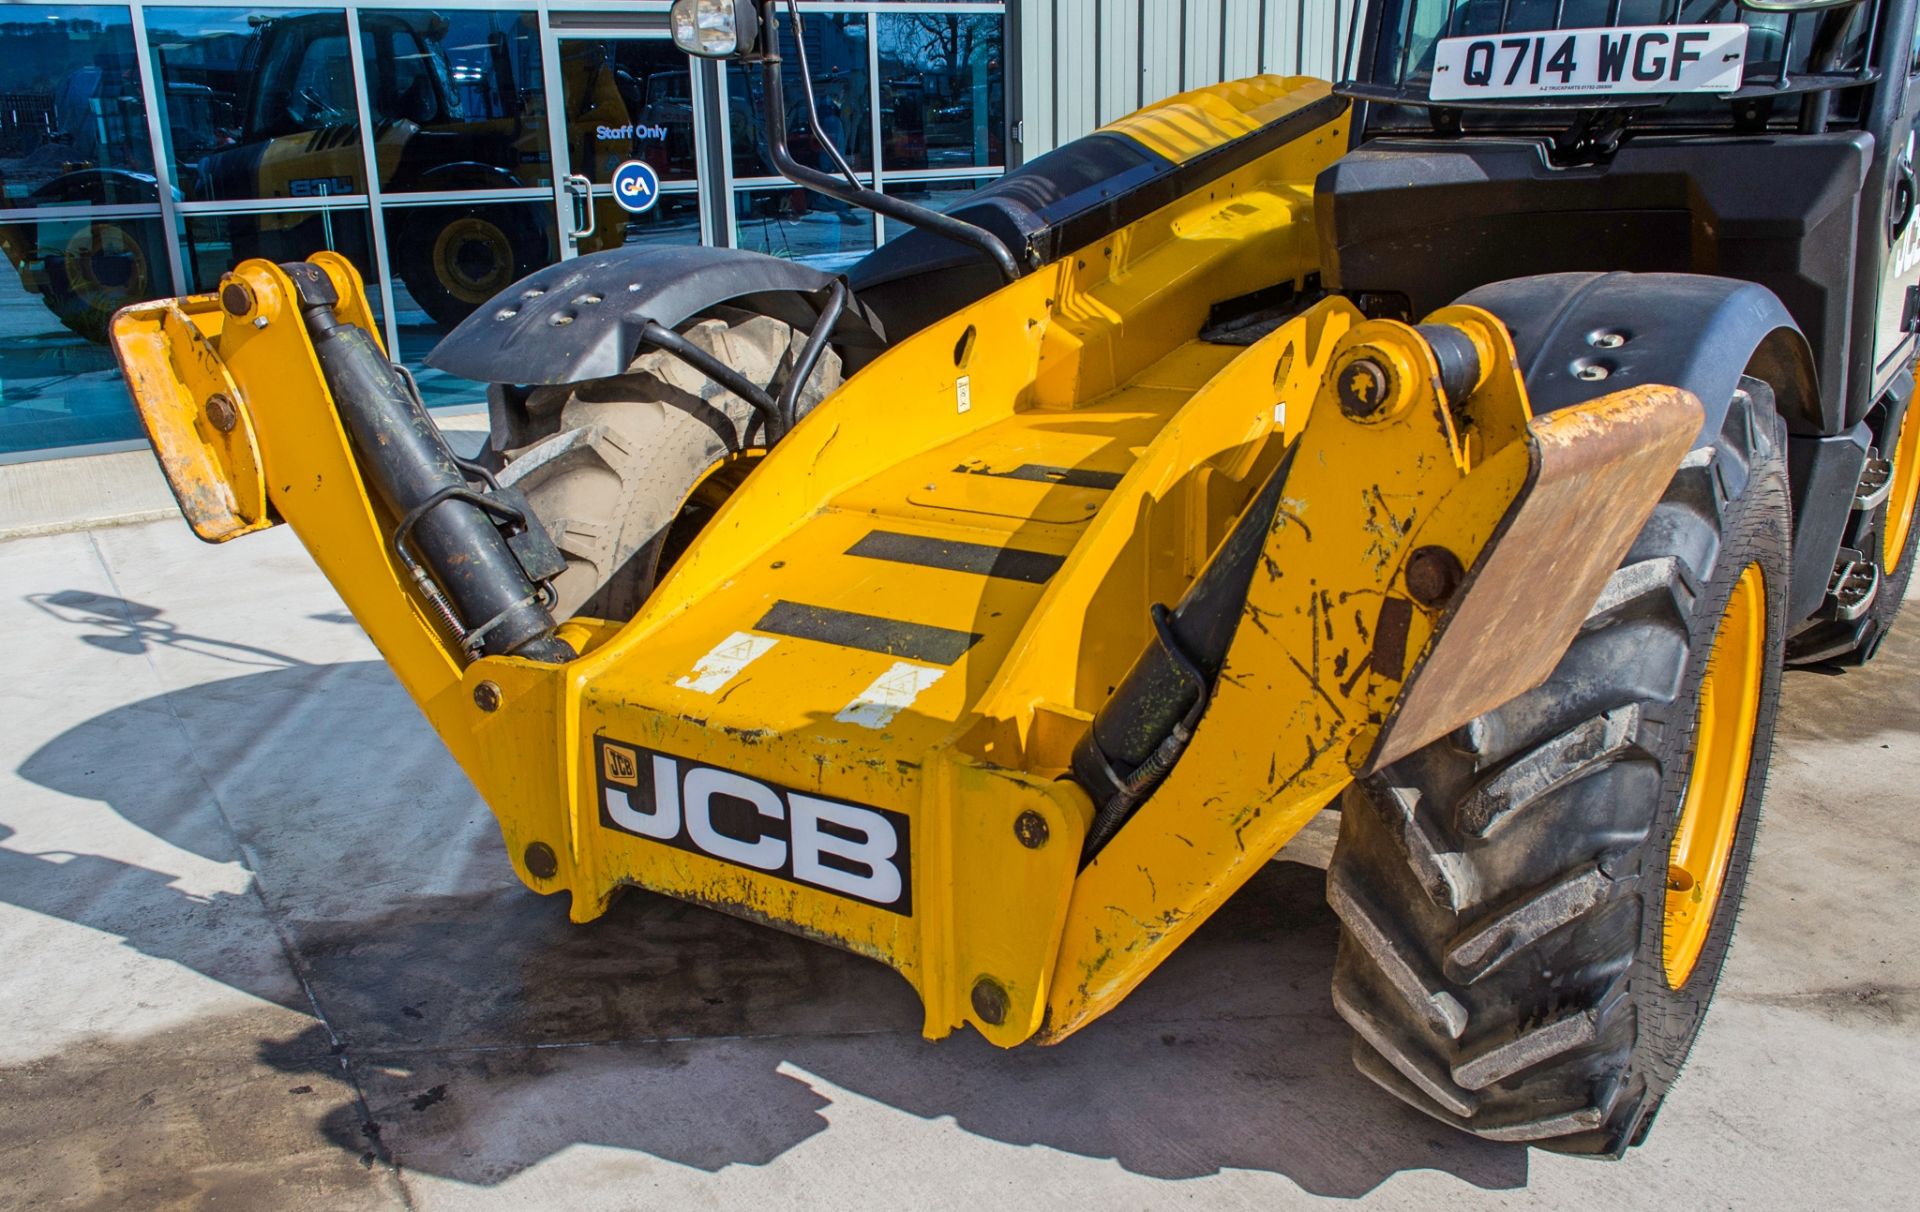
[1327,381,1790,1155]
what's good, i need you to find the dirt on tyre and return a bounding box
[1327,379,1790,1156]
[493,308,841,620]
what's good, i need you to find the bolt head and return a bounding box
[970,976,1009,1026]
[524,842,559,880]
[1013,810,1050,849]
[204,394,239,434]
[473,681,502,712]
[219,278,254,317]
[1404,546,1466,609]
[1337,357,1394,417]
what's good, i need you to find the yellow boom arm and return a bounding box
[109,78,1699,1048]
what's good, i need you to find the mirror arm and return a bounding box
[752,4,1022,283]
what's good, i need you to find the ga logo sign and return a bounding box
[611,158,660,215]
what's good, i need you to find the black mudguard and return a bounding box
[1460,271,1822,437]
[426,245,886,386]
[1461,271,1843,628]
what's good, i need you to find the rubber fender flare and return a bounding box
[1458,271,1826,440]
[425,244,887,386]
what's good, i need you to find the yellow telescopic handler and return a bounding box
[110,0,1920,1157]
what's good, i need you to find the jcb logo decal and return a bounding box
[595,739,911,915]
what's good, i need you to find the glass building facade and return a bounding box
[0,1,1009,458]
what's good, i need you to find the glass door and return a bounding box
[543,27,715,258]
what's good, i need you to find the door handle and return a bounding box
[564,173,596,244]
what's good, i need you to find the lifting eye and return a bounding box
[954,325,977,370]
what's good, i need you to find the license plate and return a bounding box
[1429,24,1748,102]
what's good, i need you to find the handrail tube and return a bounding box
[753,2,1022,283]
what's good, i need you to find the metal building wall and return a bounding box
[1015,0,1358,159]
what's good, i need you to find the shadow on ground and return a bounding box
[7,592,1527,1197]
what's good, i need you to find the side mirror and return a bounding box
[669,0,761,59]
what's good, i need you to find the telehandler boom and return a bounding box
[110,0,1919,1157]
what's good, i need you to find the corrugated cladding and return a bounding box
[1016,0,1359,159]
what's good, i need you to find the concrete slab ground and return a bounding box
[1,518,1914,1210]
[0,411,488,541]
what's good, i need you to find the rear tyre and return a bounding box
[496,309,841,620]
[1327,381,1789,1156]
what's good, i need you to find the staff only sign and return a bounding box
[611,158,661,215]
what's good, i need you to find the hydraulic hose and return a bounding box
[1070,447,1296,861]
[1071,324,1484,861]
[284,261,573,663]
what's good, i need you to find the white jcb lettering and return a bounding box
[598,743,910,911]
[790,794,902,905]
[684,767,786,870]
[604,754,681,840]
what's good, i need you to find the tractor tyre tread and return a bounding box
[498,312,840,620]
[1328,379,1790,1157]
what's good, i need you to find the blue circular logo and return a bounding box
[611,159,661,215]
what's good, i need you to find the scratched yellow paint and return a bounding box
[108,77,1695,1053]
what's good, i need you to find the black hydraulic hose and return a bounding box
[1069,446,1297,863]
[777,279,848,432]
[1068,325,1484,861]
[755,4,1021,283]
[284,262,572,664]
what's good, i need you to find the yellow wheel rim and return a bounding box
[1664,562,1767,988]
[62,222,149,308]
[1884,398,1920,574]
[432,217,516,304]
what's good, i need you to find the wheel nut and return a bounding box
[204,393,239,434]
[970,976,1009,1026]
[1014,810,1049,849]
[1405,546,1466,608]
[473,681,502,712]
[1337,357,1394,417]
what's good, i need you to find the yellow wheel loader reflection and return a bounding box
[1,11,672,341]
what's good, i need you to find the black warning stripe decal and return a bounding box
[755,601,983,666]
[955,462,1125,491]
[846,530,1065,585]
